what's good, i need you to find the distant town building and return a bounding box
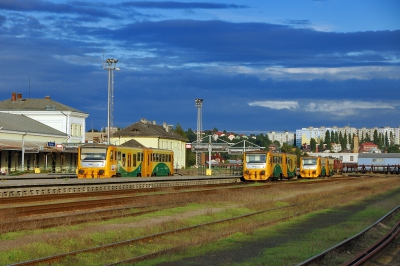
[267,131,295,146]
[359,142,379,153]
[296,125,400,149]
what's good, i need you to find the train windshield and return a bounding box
[246,154,266,163]
[302,158,316,165]
[80,147,107,161]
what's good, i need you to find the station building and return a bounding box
[0,92,88,173]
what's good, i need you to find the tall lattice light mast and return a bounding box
[195,99,203,167]
[103,58,119,144]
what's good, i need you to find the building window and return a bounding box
[350,156,353,161]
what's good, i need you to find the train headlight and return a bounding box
[98,170,105,175]
[260,170,265,175]
[245,170,250,174]
[78,169,84,174]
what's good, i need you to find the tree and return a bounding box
[384,131,389,147]
[173,123,187,139]
[325,130,332,150]
[281,143,293,153]
[310,138,317,152]
[373,129,379,145]
[186,128,197,143]
[319,139,324,152]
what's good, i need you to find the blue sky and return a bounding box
[0,0,399,134]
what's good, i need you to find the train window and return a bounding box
[246,154,266,163]
[128,154,132,167]
[122,153,126,167]
[350,156,354,161]
[80,147,107,160]
[302,158,316,165]
[133,154,137,167]
[110,151,114,161]
[117,151,121,161]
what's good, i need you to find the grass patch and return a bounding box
[135,186,400,266]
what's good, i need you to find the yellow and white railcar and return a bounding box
[77,144,174,178]
[243,151,297,181]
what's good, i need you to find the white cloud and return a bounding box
[248,101,299,110]
[249,99,400,117]
[216,65,400,81]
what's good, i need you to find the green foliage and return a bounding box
[173,123,187,139]
[310,138,316,152]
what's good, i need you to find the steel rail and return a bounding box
[343,220,400,265]
[296,205,400,266]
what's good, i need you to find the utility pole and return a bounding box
[103,57,120,144]
[195,99,203,167]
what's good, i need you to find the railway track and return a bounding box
[0,177,357,233]
[8,192,345,266]
[298,206,400,266]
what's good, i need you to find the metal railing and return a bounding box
[197,164,243,176]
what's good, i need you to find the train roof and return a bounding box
[358,153,400,158]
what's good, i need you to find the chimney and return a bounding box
[45,95,51,99]
[11,92,16,102]
[17,93,22,99]
[152,120,156,125]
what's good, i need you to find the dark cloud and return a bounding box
[0,1,399,132]
[0,0,121,19]
[283,19,311,25]
[119,1,247,9]
[105,20,400,68]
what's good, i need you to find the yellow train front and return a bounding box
[300,156,334,178]
[77,144,174,178]
[243,151,297,181]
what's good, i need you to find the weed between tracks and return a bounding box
[0,177,400,265]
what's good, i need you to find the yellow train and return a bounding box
[299,156,337,178]
[77,144,174,178]
[243,151,297,181]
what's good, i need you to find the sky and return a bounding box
[0,0,399,135]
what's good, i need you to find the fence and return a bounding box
[1,164,77,175]
[197,164,243,176]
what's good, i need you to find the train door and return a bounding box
[142,149,151,177]
[108,147,117,177]
[127,153,132,175]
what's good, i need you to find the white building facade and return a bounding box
[267,131,295,146]
[0,93,88,143]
